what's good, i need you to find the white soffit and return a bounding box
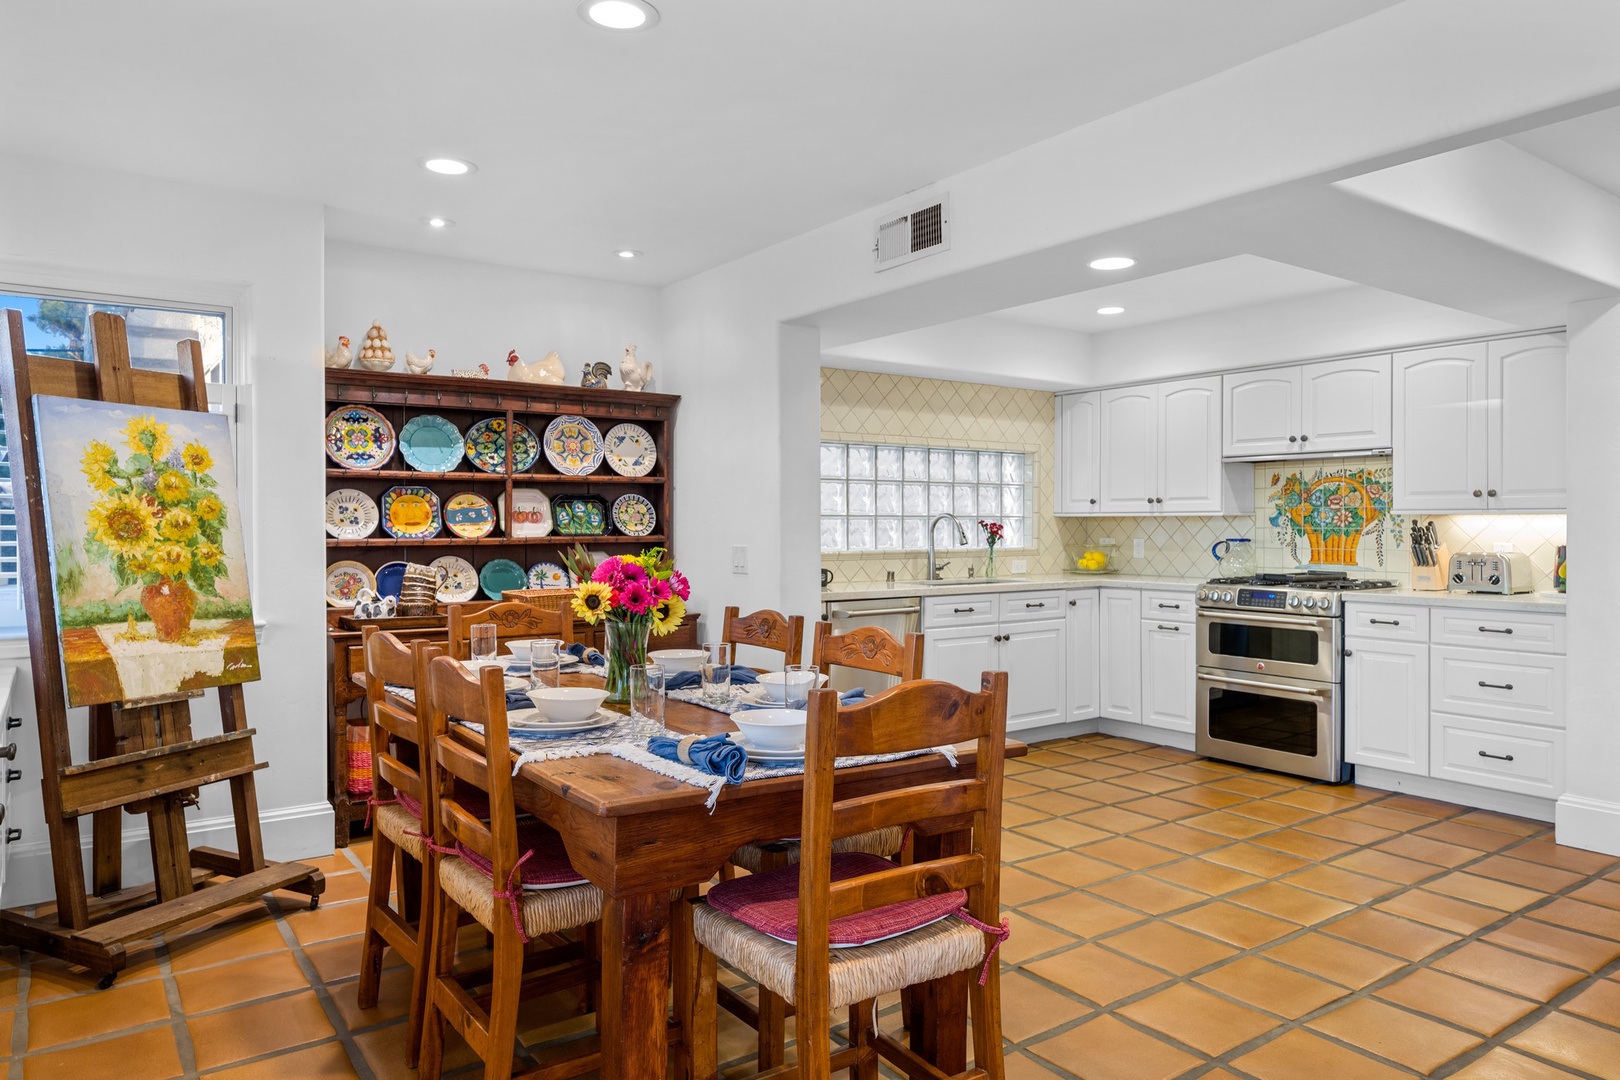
[1507,105,1620,198]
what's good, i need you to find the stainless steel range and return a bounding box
[1195,571,1396,782]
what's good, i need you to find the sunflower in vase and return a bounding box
[562,544,690,703]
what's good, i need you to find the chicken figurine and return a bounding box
[404,348,436,375]
[581,361,613,389]
[506,349,565,384]
[323,335,352,369]
[618,344,653,391]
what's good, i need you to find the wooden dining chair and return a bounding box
[417,653,606,1080]
[447,600,573,660]
[681,673,1010,1079]
[812,620,925,684]
[721,605,805,670]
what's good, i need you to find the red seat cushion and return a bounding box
[396,790,423,818]
[455,819,589,891]
[707,851,965,947]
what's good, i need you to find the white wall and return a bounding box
[822,315,1090,390]
[0,152,329,903]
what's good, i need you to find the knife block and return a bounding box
[1411,544,1451,591]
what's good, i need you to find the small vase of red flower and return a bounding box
[978,519,1004,579]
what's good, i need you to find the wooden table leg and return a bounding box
[599,889,672,1080]
[910,830,970,1071]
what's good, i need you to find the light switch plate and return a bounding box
[731,545,748,574]
[1133,538,1146,558]
[1009,558,1028,574]
[1493,541,1514,554]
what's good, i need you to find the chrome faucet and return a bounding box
[927,514,969,582]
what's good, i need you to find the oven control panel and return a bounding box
[1237,588,1287,610]
[1197,587,1340,616]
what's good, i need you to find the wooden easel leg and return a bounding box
[147,796,195,902]
[218,686,265,873]
[89,704,123,896]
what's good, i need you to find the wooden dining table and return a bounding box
[367,669,1023,1079]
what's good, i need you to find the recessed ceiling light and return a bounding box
[422,157,475,176]
[580,0,659,31]
[425,217,453,229]
[1097,306,1125,316]
[615,249,642,259]
[1088,256,1135,270]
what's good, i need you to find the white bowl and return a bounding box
[525,686,609,723]
[756,670,830,703]
[503,638,564,659]
[648,648,705,674]
[732,709,809,751]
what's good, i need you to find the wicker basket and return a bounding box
[345,723,373,797]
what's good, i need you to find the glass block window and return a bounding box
[820,441,1034,553]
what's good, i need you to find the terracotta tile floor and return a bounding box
[0,732,1617,1079]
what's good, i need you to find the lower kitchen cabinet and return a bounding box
[1141,618,1195,733]
[1002,619,1067,731]
[1067,590,1100,721]
[1099,588,1142,724]
[1344,637,1429,776]
[921,624,999,695]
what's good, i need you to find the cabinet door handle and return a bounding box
[1369,618,1400,626]
[4,769,18,783]
[1146,498,1154,505]
[5,717,19,730]
[1343,648,1354,657]
[1488,489,1498,497]
[1025,602,1046,609]
[1288,435,1298,443]
[1478,681,1515,691]
[1069,599,1077,607]
[1155,497,1164,504]
[4,827,19,844]
[1088,498,1097,505]
[1299,435,1309,443]
[1473,489,1484,497]
[1478,750,1515,762]
[1478,626,1514,635]
[953,607,976,614]
[1156,624,1181,632]
[1157,603,1181,610]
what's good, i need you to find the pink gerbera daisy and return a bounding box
[619,561,649,585]
[648,577,673,602]
[619,580,656,615]
[592,556,624,585]
[669,570,691,600]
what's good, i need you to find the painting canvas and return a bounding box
[33,396,259,706]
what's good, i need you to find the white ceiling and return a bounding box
[1507,105,1620,198]
[0,0,1397,286]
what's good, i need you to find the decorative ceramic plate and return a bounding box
[430,556,478,603]
[499,489,552,538]
[398,414,465,472]
[325,405,396,470]
[727,732,805,763]
[375,561,409,599]
[604,423,657,477]
[464,417,540,474]
[527,561,571,589]
[324,488,379,539]
[506,709,616,735]
[551,495,607,536]
[610,493,656,537]
[543,415,605,476]
[443,492,496,539]
[325,560,375,608]
[381,485,442,539]
[479,558,528,599]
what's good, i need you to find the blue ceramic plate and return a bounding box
[465,417,540,474]
[325,405,396,470]
[399,414,465,472]
[479,558,529,600]
[375,560,408,600]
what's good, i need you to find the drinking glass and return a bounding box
[629,663,666,739]
[529,639,563,691]
[701,642,734,704]
[469,623,497,665]
[783,664,819,710]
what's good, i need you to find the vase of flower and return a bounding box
[979,519,1004,579]
[563,544,691,707]
[140,577,197,643]
[602,616,651,705]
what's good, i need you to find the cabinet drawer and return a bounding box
[1431,713,1564,798]
[1430,646,1565,727]
[1430,609,1565,654]
[1141,590,1194,621]
[1346,603,1428,641]
[1000,591,1064,623]
[921,595,997,629]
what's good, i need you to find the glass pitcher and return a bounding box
[1211,537,1255,579]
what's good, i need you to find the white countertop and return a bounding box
[1341,588,1567,612]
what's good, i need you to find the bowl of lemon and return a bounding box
[1067,543,1116,574]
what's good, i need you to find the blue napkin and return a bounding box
[736,687,868,711]
[505,688,535,711]
[565,642,607,667]
[663,666,760,691]
[646,732,747,784]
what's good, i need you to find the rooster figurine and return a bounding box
[405,348,436,375]
[581,361,613,389]
[618,344,653,391]
[323,335,352,369]
[507,349,565,384]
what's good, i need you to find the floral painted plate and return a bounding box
[324,488,379,539]
[551,495,607,536]
[325,405,396,470]
[527,562,571,589]
[381,485,442,540]
[399,414,465,473]
[611,493,656,537]
[325,560,375,608]
[499,488,552,538]
[543,415,605,476]
[375,560,408,599]
[430,555,478,603]
[464,417,540,474]
[443,491,496,539]
[479,558,528,600]
[603,423,657,478]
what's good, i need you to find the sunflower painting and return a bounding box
[33,397,259,706]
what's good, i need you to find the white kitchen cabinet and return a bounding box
[1099,588,1142,723]
[1099,384,1158,514]
[1054,392,1101,515]
[921,624,999,694]
[1101,377,1247,515]
[1002,619,1067,731]
[1489,335,1566,511]
[1067,590,1099,722]
[1223,357,1390,458]
[1140,618,1195,732]
[1223,368,1299,458]
[921,592,1065,732]
[1344,637,1429,776]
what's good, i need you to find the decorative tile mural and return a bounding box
[1267,463,1402,568]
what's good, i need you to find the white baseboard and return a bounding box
[1353,766,1557,822]
[1011,717,1099,744]
[1,800,335,909]
[1555,793,1620,857]
[1100,719,1195,751]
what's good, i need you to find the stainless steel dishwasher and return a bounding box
[820,596,922,694]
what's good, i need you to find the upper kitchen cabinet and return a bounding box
[1053,391,1100,515]
[1098,384,1158,513]
[1100,377,1251,515]
[1393,336,1565,512]
[1223,356,1391,458]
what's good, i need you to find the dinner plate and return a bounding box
[543,415,605,476]
[398,414,465,472]
[443,491,496,539]
[430,555,478,603]
[325,405,396,470]
[726,732,805,762]
[499,488,552,538]
[325,560,375,607]
[324,488,379,539]
[527,561,571,588]
[611,493,656,537]
[551,495,607,536]
[381,485,442,540]
[375,560,408,599]
[603,423,657,477]
[507,708,616,734]
[464,417,540,474]
[479,557,528,599]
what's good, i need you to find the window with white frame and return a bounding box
[820,442,1034,553]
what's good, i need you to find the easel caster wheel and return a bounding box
[309,896,320,910]
[97,974,116,990]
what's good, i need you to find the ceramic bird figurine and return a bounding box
[405,348,436,374]
[506,349,564,384]
[581,361,613,389]
[452,363,491,379]
[323,335,352,369]
[356,321,396,371]
[618,344,653,391]
[535,350,566,384]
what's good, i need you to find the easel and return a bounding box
[0,310,323,985]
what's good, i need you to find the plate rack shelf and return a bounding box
[323,368,679,843]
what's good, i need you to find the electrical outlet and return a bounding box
[1493,541,1514,554]
[731,545,748,574]
[1133,538,1146,558]
[1097,537,1115,545]
[1009,558,1028,574]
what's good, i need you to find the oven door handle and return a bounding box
[1197,611,1333,631]
[1197,672,1331,698]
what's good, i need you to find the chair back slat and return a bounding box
[424,654,521,886]
[721,606,805,668]
[376,755,423,802]
[363,630,433,827]
[440,800,494,858]
[831,679,1000,758]
[824,854,985,922]
[811,622,923,681]
[447,601,572,660]
[830,779,986,838]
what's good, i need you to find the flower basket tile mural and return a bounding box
[34,397,259,706]
[1268,463,1403,568]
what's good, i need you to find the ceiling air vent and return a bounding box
[874,194,950,272]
